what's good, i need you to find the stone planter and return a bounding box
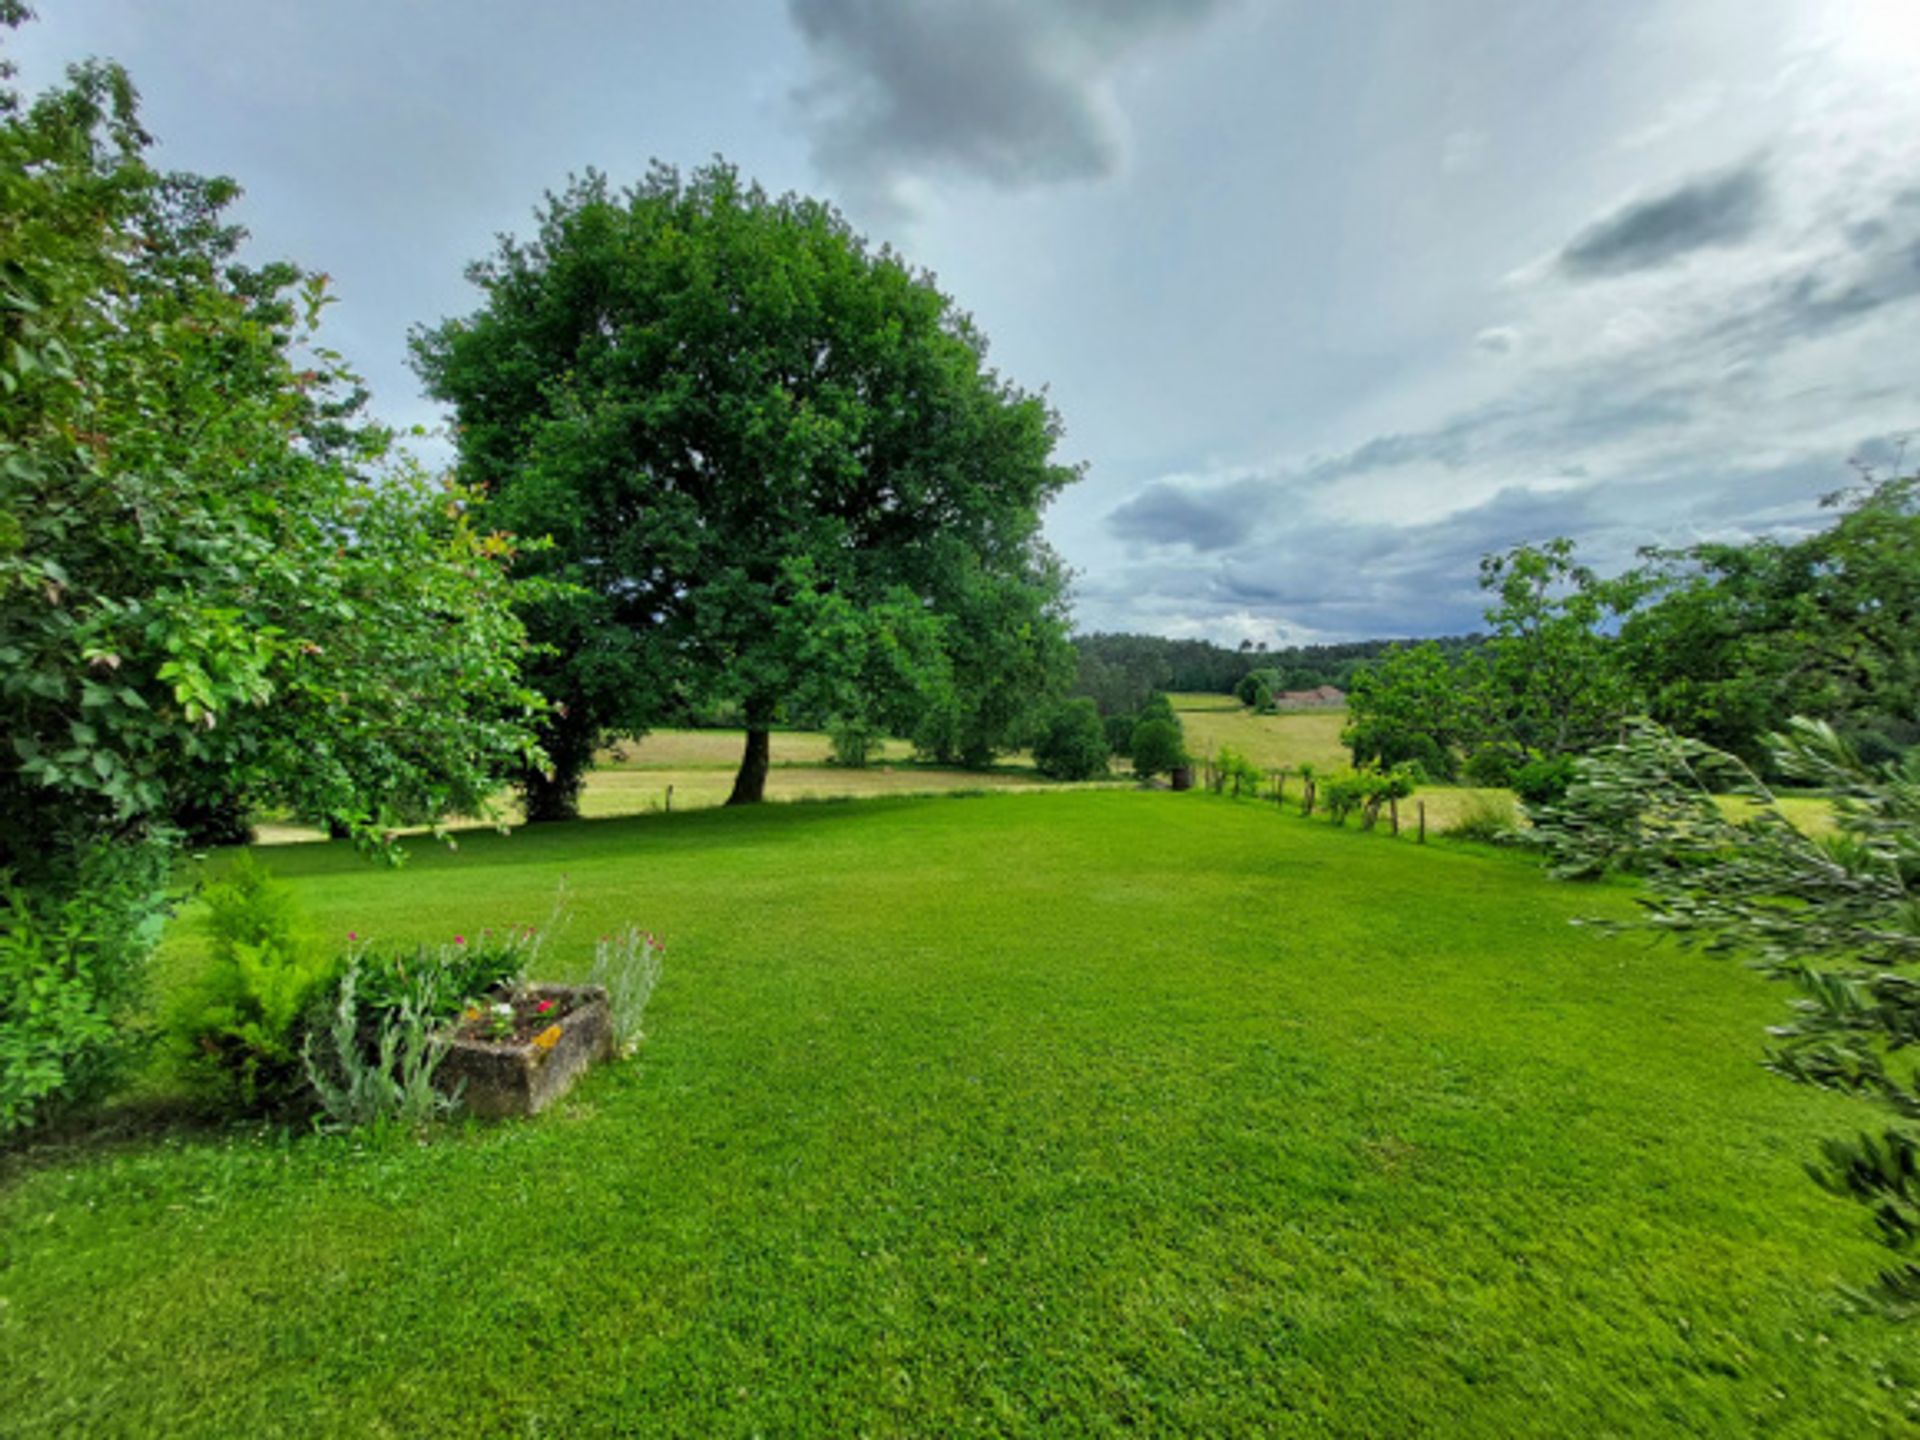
[439,984,613,1118]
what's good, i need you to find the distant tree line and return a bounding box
[1071,633,1481,716]
[1343,469,1920,791]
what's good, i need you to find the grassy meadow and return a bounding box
[3,789,1913,1435]
[256,726,1101,843]
[1169,696,1518,834]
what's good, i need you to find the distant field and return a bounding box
[602,728,902,769]
[1164,690,1242,713]
[1172,696,1352,773]
[256,728,1078,843]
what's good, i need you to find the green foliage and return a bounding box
[1072,632,1466,707]
[1530,718,1920,1314]
[0,839,168,1134]
[1234,667,1281,710]
[302,957,456,1134]
[415,161,1077,808]
[1137,692,1178,728]
[1512,754,1579,809]
[586,924,666,1058]
[1463,746,1518,788]
[1343,641,1466,781]
[1473,539,1641,766]
[353,931,537,1026]
[1209,745,1264,798]
[826,716,882,769]
[1032,699,1110,781]
[0,19,543,1125]
[166,855,339,1114]
[1103,711,1137,757]
[1128,718,1188,780]
[1619,472,1920,765]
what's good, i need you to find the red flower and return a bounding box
[536,999,555,1015]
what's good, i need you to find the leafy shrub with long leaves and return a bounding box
[587,926,666,1058]
[303,958,457,1133]
[1531,718,1920,1316]
[352,929,539,1026]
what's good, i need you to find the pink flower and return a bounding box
[453,934,466,945]
[536,999,555,1015]
[347,931,358,942]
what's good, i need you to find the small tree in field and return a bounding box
[1128,718,1187,781]
[1032,699,1110,781]
[1531,719,1920,1316]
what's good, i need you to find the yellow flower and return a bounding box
[532,1024,563,1052]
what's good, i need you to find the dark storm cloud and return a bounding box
[1106,477,1269,552]
[1559,161,1768,278]
[787,0,1226,208]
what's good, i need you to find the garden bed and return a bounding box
[438,983,613,1118]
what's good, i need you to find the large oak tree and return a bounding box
[413,162,1078,813]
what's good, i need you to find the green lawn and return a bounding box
[3,791,1913,1435]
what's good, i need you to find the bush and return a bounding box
[1,842,171,1136]
[1463,748,1518,787]
[826,716,881,768]
[1513,754,1580,808]
[1234,667,1281,708]
[1104,712,1138,758]
[1033,700,1111,781]
[1129,719,1188,780]
[166,856,341,1115]
[1211,745,1264,798]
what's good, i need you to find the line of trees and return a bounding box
[1342,471,1920,790]
[1071,632,1480,716]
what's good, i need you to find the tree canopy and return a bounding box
[413,162,1078,811]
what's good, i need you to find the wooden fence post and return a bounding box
[1417,800,1426,844]
[1390,796,1399,836]
[666,784,674,813]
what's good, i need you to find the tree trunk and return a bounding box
[519,763,584,823]
[727,706,772,805]
[517,707,603,823]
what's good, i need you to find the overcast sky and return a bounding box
[12,1,1920,642]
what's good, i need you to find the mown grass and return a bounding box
[4,790,1913,1435]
